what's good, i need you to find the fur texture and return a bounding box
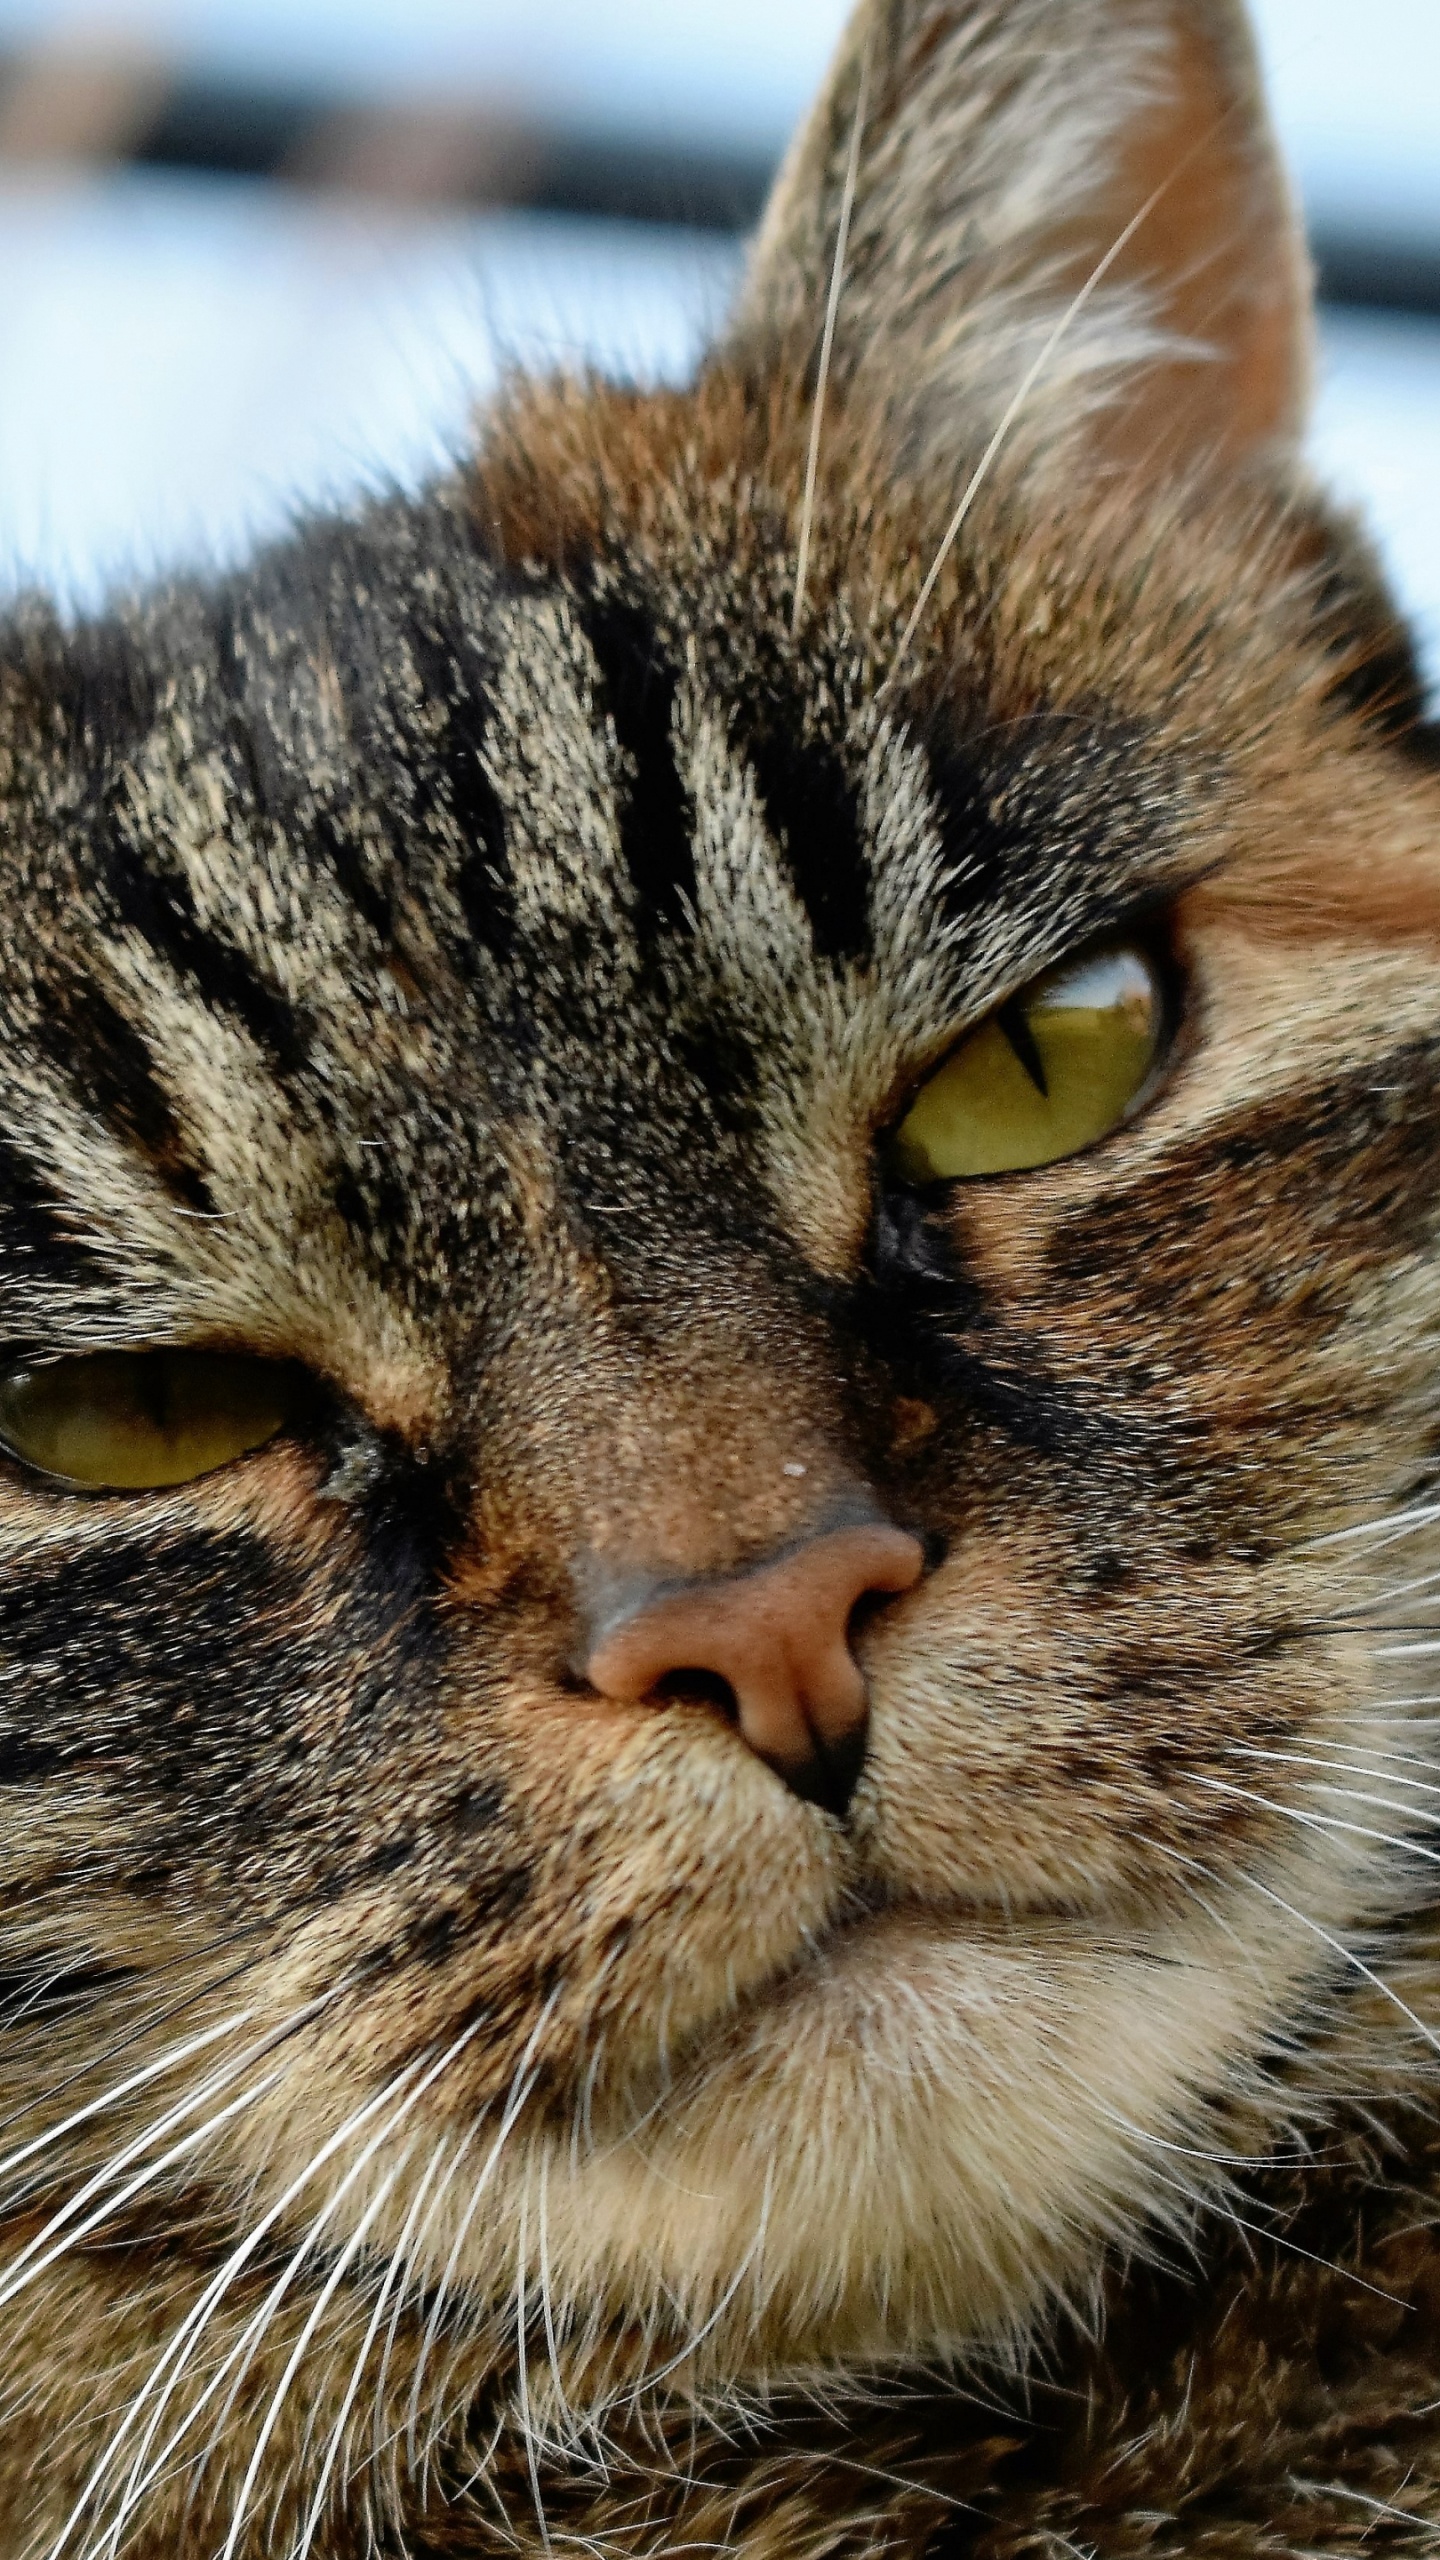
[0,1,1438,2553]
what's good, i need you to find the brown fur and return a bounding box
[0,2,1439,2554]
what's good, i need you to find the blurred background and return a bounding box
[0,0,1434,695]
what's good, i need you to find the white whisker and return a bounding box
[54,2033,467,2560]
[1307,1503,1440,1555]
[1194,1772,1439,1872]
[362,2124,481,2501]
[408,1985,561,2477]
[218,2132,423,2560]
[1,2035,296,2328]
[287,2140,454,2560]
[880,163,1181,688]
[536,2144,564,2427]
[626,2160,775,2405]
[791,35,871,637]
[0,1927,266,2166]
[1157,1837,1440,2064]
[514,2171,552,2553]
[104,2024,484,2556]
[0,2005,255,2216]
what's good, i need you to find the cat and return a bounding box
[1,0,1439,2552]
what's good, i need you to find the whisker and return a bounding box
[1120,2142,1408,2307]
[1232,1740,1440,1795]
[217,2133,423,2560]
[1058,2066,1307,2174]
[157,2131,430,2560]
[87,2025,484,2560]
[412,2062,547,2478]
[0,2023,303,2326]
[881,169,1180,689]
[290,2140,455,2560]
[1152,1836,1440,2064]
[53,2037,435,2559]
[514,2170,553,2554]
[0,2004,257,2217]
[625,2161,775,2407]
[1193,1772,1440,1872]
[1268,1777,1440,1832]
[791,34,871,636]
[362,2125,481,2500]
[1133,1836,1275,1991]
[536,2144,564,2433]
[409,1986,562,2477]
[0,1916,269,2098]
[1306,1503,1440,1555]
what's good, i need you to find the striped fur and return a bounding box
[1,1,1439,2553]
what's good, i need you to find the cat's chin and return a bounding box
[380,1851,1368,2392]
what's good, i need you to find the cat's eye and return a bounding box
[889,941,1166,1183]
[0,1349,302,1491]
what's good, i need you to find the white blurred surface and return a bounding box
[1251,0,1440,243]
[0,180,741,597]
[0,0,1431,232]
[0,174,1433,711]
[1310,309,1440,688]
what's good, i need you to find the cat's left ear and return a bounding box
[729,0,1313,490]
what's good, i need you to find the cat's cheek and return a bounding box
[212,1689,851,2154]
[849,1554,1312,1908]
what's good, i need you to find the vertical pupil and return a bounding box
[888,940,1165,1183]
[137,1355,173,1435]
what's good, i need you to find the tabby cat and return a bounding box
[2,0,1439,2552]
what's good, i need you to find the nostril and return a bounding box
[786,1721,868,1818]
[646,1667,740,1721]
[845,1586,897,1647]
[578,1517,925,1817]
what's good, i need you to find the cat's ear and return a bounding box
[729,0,1312,490]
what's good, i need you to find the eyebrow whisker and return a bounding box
[792,34,872,639]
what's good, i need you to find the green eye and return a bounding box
[0,1350,301,1491]
[890,942,1166,1183]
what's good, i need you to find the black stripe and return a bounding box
[35,984,213,1215]
[576,593,695,940]
[309,804,393,939]
[0,1737,68,1785]
[921,713,1185,954]
[208,605,275,815]
[99,833,310,1074]
[0,1468,455,1797]
[353,1858,533,1967]
[0,1528,314,1798]
[450,765,515,963]
[923,730,1031,925]
[401,620,516,963]
[0,1526,272,1670]
[48,619,158,763]
[732,709,869,965]
[1049,1048,1440,1309]
[862,1193,1145,1465]
[0,1141,112,1296]
[0,1958,138,2023]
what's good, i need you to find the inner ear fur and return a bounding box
[729,0,1313,493]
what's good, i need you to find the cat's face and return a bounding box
[4,0,1440,2531]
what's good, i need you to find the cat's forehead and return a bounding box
[0,412,1352,1397]
[6,473,1200,1062]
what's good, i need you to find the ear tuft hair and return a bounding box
[729,0,1313,497]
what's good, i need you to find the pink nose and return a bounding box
[583,1522,924,1814]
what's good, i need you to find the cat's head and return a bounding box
[4,0,1440,2531]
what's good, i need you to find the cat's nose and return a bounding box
[581,1522,924,1817]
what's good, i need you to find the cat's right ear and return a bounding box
[727,0,1312,496]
